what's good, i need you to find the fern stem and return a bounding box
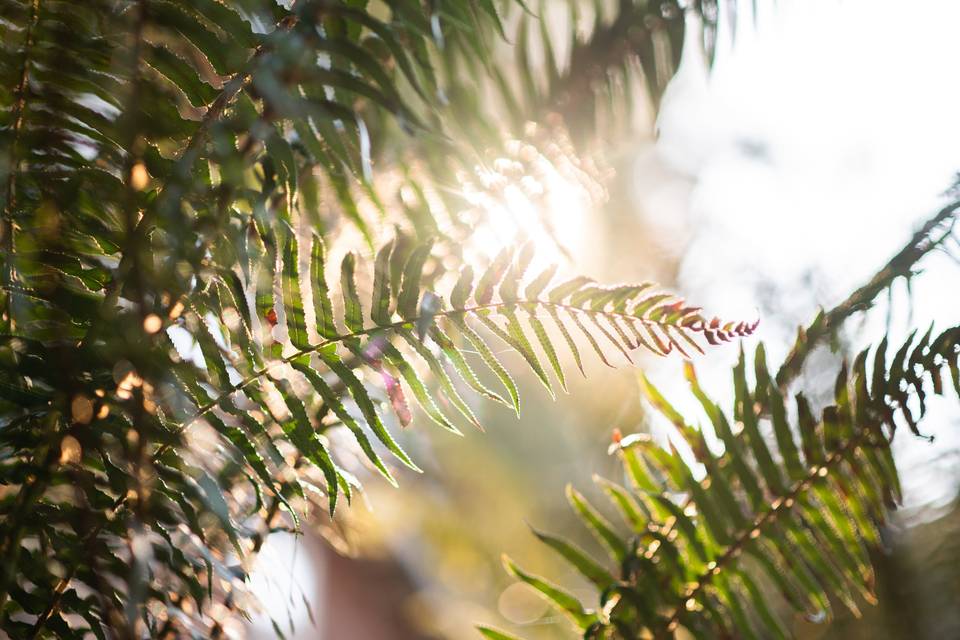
[776,200,960,389]
[657,424,879,637]
[0,0,40,207]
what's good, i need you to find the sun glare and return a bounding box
[459,131,605,272]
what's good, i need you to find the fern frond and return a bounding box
[497,327,960,639]
[172,233,758,508]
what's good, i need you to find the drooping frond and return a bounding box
[440,0,743,148]
[498,326,960,639]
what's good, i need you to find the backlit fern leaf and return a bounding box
[498,326,960,639]
[176,231,759,512]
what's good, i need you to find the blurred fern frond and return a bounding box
[0,226,757,636]
[439,0,737,151]
[498,326,960,639]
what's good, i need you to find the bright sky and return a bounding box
[642,0,960,522]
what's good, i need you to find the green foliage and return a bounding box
[0,1,760,634]
[440,0,729,145]
[1,0,953,638]
[502,327,960,639]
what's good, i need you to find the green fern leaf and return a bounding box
[281,231,310,350]
[502,555,599,629]
[566,485,627,564]
[311,234,339,340]
[530,526,614,590]
[450,315,522,416]
[340,252,365,333]
[292,361,398,486]
[399,329,481,430]
[398,240,435,320]
[477,626,524,640]
[376,339,461,435]
[273,378,340,515]
[429,325,510,407]
[371,239,395,327]
[316,345,422,471]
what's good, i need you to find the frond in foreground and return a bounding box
[496,327,960,639]
[179,232,761,512]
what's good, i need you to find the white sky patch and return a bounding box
[637,0,960,518]
[166,324,204,367]
[248,532,324,639]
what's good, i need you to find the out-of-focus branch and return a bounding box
[775,201,960,389]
